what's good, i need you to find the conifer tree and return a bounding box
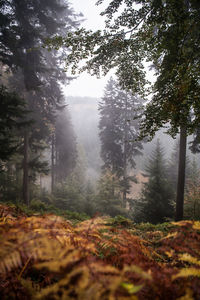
[0,0,81,204]
[99,78,143,204]
[133,140,174,224]
[184,158,200,220]
[0,86,27,164]
[53,145,86,212]
[52,108,77,188]
[96,170,128,217]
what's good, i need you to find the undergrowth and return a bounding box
[0,201,89,223]
[0,204,200,299]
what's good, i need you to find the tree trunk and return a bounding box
[123,98,128,207]
[15,164,21,199]
[51,134,55,193]
[55,141,58,184]
[23,130,29,205]
[123,151,127,206]
[175,125,187,221]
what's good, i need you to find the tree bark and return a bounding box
[123,98,128,207]
[175,125,187,221]
[51,134,55,193]
[23,130,29,205]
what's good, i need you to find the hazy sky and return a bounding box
[64,1,155,98]
[64,0,111,98]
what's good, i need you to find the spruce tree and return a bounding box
[134,140,174,224]
[0,86,27,164]
[99,77,143,204]
[53,108,77,187]
[96,170,128,217]
[99,78,123,175]
[0,0,81,204]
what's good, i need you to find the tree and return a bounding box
[96,170,128,217]
[167,140,180,195]
[53,145,87,213]
[184,158,200,219]
[190,127,200,153]
[0,0,81,204]
[167,139,191,197]
[133,140,174,224]
[99,77,143,204]
[46,0,200,220]
[52,108,77,189]
[0,86,27,164]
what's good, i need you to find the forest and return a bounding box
[0,0,200,299]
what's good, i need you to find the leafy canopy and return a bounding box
[45,0,200,138]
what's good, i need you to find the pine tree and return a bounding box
[133,140,174,224]
[99,77,143,204]
[96,170,128,217]
[53,145,86,212]
[0,0,81,204]
[0,86,27,164]
[53,108,77,187]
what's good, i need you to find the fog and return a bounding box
[67,96,102,183]
[66,92,199,194]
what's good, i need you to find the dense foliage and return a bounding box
[133,140,174,224]
[0,0,81,204]
[0,86,27,164]
[48,0,200,136]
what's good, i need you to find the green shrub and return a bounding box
[30,199,47,211]
[109,215,134,228]
[64,210,89,222]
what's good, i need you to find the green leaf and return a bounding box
[121,282,143,294]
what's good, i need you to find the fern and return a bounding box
[0,205,200,299]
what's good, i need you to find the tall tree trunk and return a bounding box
[175,125,187,221]
[15,164,21,199]
[123,147,127,206]
[40,174,42,196]
[55,141,59,185]
[51,134,55,193]
[23,130,29,205]
[123,98,128,207]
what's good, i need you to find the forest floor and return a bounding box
[0,204,200,300]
